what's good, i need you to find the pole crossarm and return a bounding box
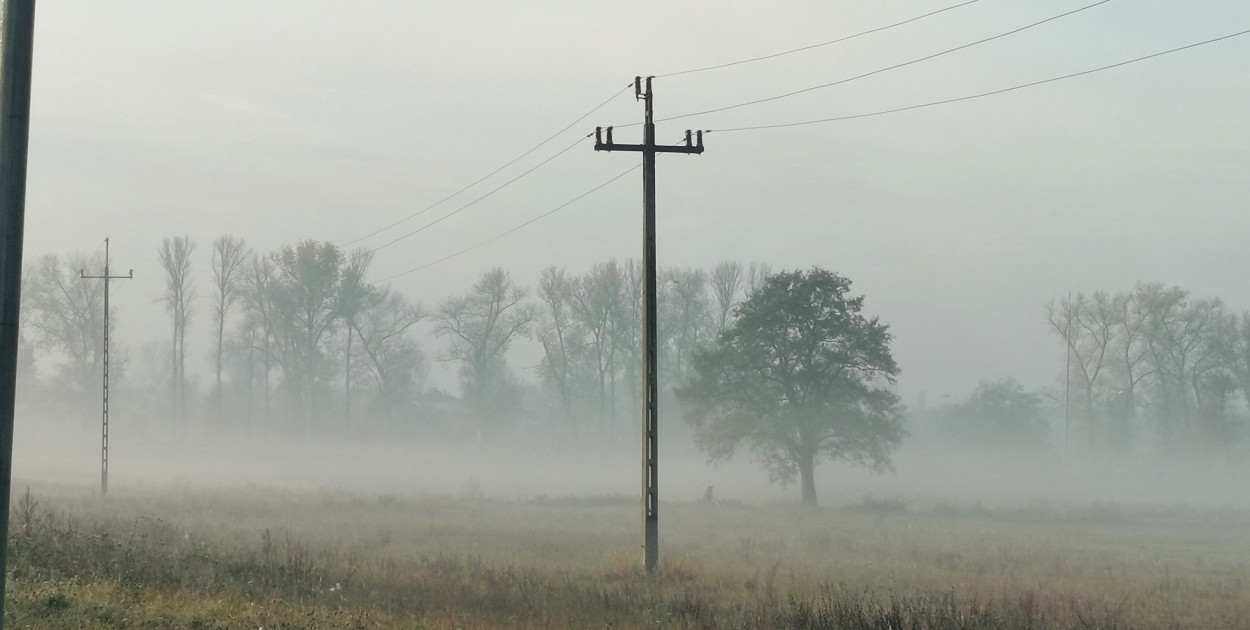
[592,75,705,573]
[594,127,704,154]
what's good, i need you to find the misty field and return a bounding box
[5,483,1249,629]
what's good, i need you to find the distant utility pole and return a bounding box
[0,1,37,627]
[1063,290,1072,468]
[80,238,132,496]
[594,76,704,573]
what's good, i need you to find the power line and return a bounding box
[637,0,1110,127]
[341,83,632,247]
[369,133,593,253]
[375,165,639,282]
[658,0,985,78]
[708,29,1250,133]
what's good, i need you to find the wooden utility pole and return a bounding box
[594,76,704,573]
[80,238,132,496]
[0,1,37,627]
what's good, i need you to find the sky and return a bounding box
[18,0,1250,406]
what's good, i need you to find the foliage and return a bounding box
[679,267,904,506]
[941,378,1050,451]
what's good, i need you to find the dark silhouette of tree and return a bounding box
[679,268,903,507]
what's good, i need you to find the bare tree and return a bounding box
[270,240,343,430]
[436,268,534,427]
[746,261,772,295]
[22,252,107,397]
[353,287,425,423]
[537,266,583,433]
[572,261,623,428]
[663,267,711,383]
[239,255,278,423]
[159,236,196,422]
[1048,291,1118,449]
[710,260,744,335]
[338,247,373,423]
[210,235,250,418]
[1108,290,1154,446]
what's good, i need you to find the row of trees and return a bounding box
[1048,284,1250,455]
[17,238,780,440]
[20,248,908,505]
[19,238,425,432]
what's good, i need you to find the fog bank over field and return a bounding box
[13,413,1248,512]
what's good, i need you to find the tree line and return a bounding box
[1046,284,1250,457]
[16,237,776,441]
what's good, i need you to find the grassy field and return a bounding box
[5,483,1249,629]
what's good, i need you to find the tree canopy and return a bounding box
[678,267,904,507]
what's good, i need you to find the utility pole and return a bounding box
[0,1,37,627]
[594,76,704,573]
[1063,290,1071,469]
[80,238,132,496]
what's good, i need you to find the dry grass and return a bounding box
[5,484,1250,628]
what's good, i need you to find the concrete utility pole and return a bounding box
[0,1,37,627]
[594,76,704,573]
[80,238,132,496]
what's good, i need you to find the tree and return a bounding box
[1047,291,1116,448]
[210,235,250,418]
[239,255,279,423]
[942,378,1049,451]
[435,268,534,427]
[158,236,196,421]
[710,260,744,335]
[536,266,585,433]
[22,252,108,398]
[338,248,373,422]
[572,261,624,428]
[662,267,712,383]
[270,240,343,428]
[353,287,425,424]
[678,268,904,507]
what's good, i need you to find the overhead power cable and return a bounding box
[341,82,632,247]
[625,0,1110,128]
[369,133,592,253]
[707,28,1250,133]
[658,0,984,78]
[375,165,640,282]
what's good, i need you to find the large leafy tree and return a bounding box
[678,267,904,507]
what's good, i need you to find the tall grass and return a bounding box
[5,485,1249,628]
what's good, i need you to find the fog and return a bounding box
[13,402,1249,515]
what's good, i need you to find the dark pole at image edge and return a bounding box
[594,76,704,572]
[0,1,38,628]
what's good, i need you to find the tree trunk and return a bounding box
[345,326,353,426]
[215,317,224,422]
[799,455,817,508]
